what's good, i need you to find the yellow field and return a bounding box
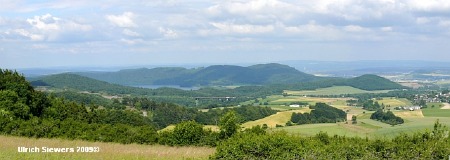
[242,109,311,128]
[0,135,215,160]
[375,98,412,107]
[271,97,351,105]
[393,110,424,118]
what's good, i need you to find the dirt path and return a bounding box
[441,103,450,109]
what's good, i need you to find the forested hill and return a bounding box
[342,74,405,90]
[76,63,319,86]
[30,73,199,97]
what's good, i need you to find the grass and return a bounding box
[284,86,391,96]
[271,123,373,138]
[242,109,311,128]
[375,97,412,107]
[274,117,450,139]
[422,103,450,117]
[0,135,215,160]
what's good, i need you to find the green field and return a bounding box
[274,115,450,139]
[285,86,391,96]
[0,135,214,160]
[422,103,450,117]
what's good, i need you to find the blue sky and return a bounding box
[1,0,450,69]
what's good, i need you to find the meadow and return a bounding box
[0,135,214,160]
[375,97,412,107]
[422,103,450,117]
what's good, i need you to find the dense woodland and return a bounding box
[290,103,347,125]
[370,109,405,125]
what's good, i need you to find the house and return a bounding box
[289,104,300,108]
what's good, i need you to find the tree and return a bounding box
[219,111,240,139]
[352,115,357,124]
[171,120,205,146]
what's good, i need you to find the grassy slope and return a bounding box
[422,103,450,117]
[285,86,391,96]
[0,135,214,160]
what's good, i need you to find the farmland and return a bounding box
[375,97,412,107]
[248,92,450,139]
[422,103,450,117]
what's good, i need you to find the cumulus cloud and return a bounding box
[106,12,137,28]
[159,27,178,38]
[5,29,44,41]
[2,14,92,42]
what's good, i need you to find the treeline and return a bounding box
[346,99,386,111]
[50,91,112,107]
[290,103,346,125]
[212,121,450,159]
[370,109,404,125]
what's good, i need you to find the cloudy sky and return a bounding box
[1,0,450,69]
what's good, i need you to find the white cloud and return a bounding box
[381,26,393,32]
[27,14,60,31]
[283,22,341,40]
[2,14,92,42]
[210,22,274,34]
[7,29,44,41]
[122,29,140,37]
[159,27,178,38]
[344,25,370,32]
[207,0,304,23]
[407,0,450,12]
[106,12,137,28]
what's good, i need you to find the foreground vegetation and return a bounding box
[213,121,450,159]
[0,135,214,160]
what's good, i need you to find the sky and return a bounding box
[1,0,450,69]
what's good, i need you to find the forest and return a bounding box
[290,103,347,125]
[370,109,405,125]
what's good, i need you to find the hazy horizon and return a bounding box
[2,1,450,68]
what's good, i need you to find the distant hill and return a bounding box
[341,74,406,90]
[77,63,319,87]
[30,66,406,98]
[77,67,198,85]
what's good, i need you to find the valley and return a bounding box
[2,63,450,159]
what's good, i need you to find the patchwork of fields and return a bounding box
[245,88,450,139]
